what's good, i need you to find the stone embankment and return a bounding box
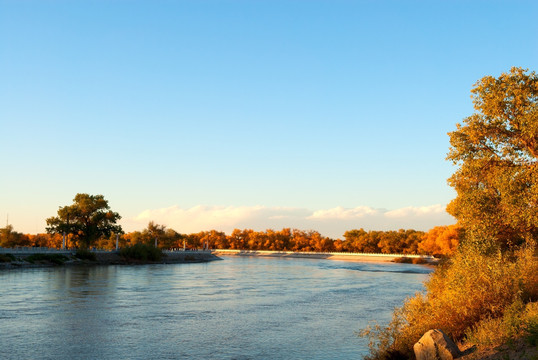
[0,248,220,270]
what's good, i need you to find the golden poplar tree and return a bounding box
[447,67,538,247]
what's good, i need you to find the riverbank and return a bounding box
[1,248,436,270]
[0,250,221,270]
[211,249,439,264]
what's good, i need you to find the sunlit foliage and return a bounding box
[2,223,436,255]
[418,225,461,257]
[46,193,122,248]
[447,67,538,248]
[361,241,538,359]
[0,225,30,247]
[343,229,426,254]
[363,67,538,359]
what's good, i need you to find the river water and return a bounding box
[0,256,431,359]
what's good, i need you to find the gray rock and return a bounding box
[413,329,462,360]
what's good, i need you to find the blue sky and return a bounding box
[1,0,537,238]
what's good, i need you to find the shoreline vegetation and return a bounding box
[359,68,538,360]
[0,247,220,270]
[1,225,459,259]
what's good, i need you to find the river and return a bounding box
[0,256,431,359]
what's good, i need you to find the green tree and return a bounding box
[140,221,183,249]
[447,67,538,248]
[46,193,122,248]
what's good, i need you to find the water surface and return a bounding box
[0,256,431,359]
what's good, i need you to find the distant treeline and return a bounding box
[0,222,460,257]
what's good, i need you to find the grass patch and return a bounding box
[119,243,163,262]
[0,253,16,262]
[26,253,69,265]
[75,249,97,261]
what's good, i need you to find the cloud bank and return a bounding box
[123,204,455,239]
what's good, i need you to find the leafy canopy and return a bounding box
[46,193,122,248]
[447,67,538,247]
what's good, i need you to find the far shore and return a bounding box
[211,249,439,265]
[0,250,221,270]
[1,248,438,271]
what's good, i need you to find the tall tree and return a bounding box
[46,193,122,248]
[447,67,538,247]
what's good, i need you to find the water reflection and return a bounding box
[0,257,430,359]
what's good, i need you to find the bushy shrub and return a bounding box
[0,253,16,262]
[464,298,528,346]
[412,258,429,265]
[26,253,68,265]
[119,243,163,262]
[464,300,538,347]
[75,249,97,261]
[361,240,538,359]
[524,302,538,346]
[392,257,430,265]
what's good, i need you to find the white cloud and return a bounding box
[308,206,380,220]
[384,204,445,218]
[123,204,455,239]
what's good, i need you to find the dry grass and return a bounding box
[360,240,538,359]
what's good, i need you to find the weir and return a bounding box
[211,249,437,263]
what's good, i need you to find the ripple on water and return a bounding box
[0,257,429,360]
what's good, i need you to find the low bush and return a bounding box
[360,240,538,359]
[411,258,429,265]
[524,302,538,346]
[464,300,538,348]
[75,249,97,261]
[120,243,163,262]
[0,253,16,262]
[26,253,68,265]
[464,298,530,347]
[392,257,429,265]
[392,257,413,264]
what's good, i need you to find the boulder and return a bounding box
[413,329,462,360]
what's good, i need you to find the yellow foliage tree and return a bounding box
[418,225,461,256]
[447,67,538,247]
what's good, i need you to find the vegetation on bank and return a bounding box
[46,193,123,249]
[361,241,538,359]
[119,243,163,262]
[391,257,429,265]
[1,223,459,257]
[361,67,538,359]
[26,253,69,265]
[75,249,97,261]
[0,253,16,262]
